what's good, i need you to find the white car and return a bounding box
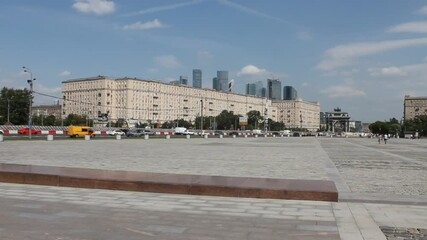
[108,129,125,136]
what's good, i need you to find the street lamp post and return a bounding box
[23,66,35,139]
[7,98,11,123]
[200,99,204,130]
[300,111,303,132]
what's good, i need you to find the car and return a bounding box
[126,128,153,137]
[214,130,224,136]
[18,128,41,135]
[0,130,3,135]
[229,131,239,136]
[108,129,125,136]
[127,129,144,137]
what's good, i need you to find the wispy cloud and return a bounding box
[154,55,180,68]
[369,62,427,79]
[418,5,427,15]
[321,85,366,98]
[72,0,115,15]
[124,0,204,17]
[388,21,427,33]
[123,19,165,30]
[317,37,427,70]
[217,0,299,28]
[59,70,71,77]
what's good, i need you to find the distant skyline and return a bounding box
[1,1,427,122]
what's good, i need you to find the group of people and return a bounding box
[377,134,389,144]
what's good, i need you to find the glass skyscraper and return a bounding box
[267,78,281,100]
[246,83,257,96]
[217,71,228,91]
[212,77,218,90]
[283,86,297,100]
[192,69,202,88]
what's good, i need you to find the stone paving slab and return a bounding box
[0,137,426,239]
[0,183,340,240]
[0,163,338,201]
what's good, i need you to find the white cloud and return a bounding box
[369,61,427,78]
[368,66,407,77]
[237,64,266,76]
[317,37,427,70]
[123,19,164,30]
[321,85,366,98]
[125,0,204,17]
[59,71,71,77]
[72,0,115,15]
[388,21,427,33]
[154,55,180,68]
[419,5,427,15]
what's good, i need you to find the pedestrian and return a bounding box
[378,134,381,144]
[384,134,388,144]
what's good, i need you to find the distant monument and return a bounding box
[326,107,350,132]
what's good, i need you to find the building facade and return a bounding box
[62,76,276,126]
[272,98,320,132]
[192,69,202,88]
[283,86,297,100]
[404,95,427,121]
[32,103,62,120]
[267,79,281,100]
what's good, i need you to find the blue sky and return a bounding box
[1,0,427,122]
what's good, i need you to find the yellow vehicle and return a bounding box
[67,125,95,138]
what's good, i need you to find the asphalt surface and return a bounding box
[0,136,426,239]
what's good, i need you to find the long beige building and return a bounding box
[62,76,320,131]
[272,99,320,131]
[404,95,427,121]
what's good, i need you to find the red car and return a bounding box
[18,128,42,135]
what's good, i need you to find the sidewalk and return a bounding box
[0,137,426,239]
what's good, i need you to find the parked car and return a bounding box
[127,129,143,137]
[126,128,153,137]
[108,129,125,136]
[174,127,195,135]
[214,130,224,136]
[229,131,239,136]
[18,128,41,135]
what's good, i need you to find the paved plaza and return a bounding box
[0,137,426,239]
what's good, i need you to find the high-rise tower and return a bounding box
[192,69,202,88]
[267,78,281,100]
[283,86,297,100]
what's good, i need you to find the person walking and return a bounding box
[384,134,388,144]
[378,134,381,144]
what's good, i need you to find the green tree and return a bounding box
[194,116,211,130]
[369,121,391,134]
[33,114,56,126]
[0,87,31,125]
[63,114,87,126]
[161,120,175,129]
[216,110,239,130]
[404,115,427,137]
[247,110,262,129]
[269,119,285,131]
